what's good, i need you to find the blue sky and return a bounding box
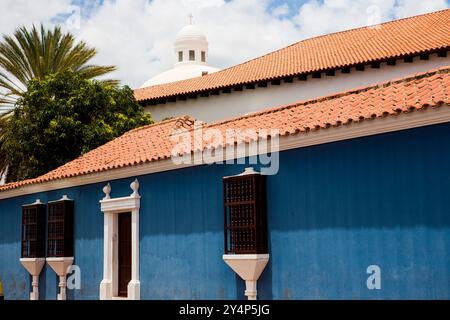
[0,0,448,87]
[268,0,307,12]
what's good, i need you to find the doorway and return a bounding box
[118,212,131,297]
[99,180,141,300]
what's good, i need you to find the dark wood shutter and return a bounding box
[118,212,132,297]
[47,199,74,257]
[21,203,46,258]
[223,173,268,254]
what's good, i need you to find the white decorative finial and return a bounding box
[188,13,194,25]
[130,179,140,198]
[103,183,111,200]
[237,167,259,176]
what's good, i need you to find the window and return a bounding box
[189,50,195,61]
[201,51,206,62]
[47,198,74,257]
[21,202,46,258]
[178,51,183,62]
[223,171,267,254]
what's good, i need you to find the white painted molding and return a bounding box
[223,254,270,300]
[238,167,259,176]
[20,258,46,300]
[100,196,141,213]
[99,180,140,300]
[48,195,72,203]
[22,199,43,206]
[0,105,449,200]
[100,213,113,300]
[223,167,261,179]
[223,254,270,260]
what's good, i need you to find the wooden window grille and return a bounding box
[47,199,74,257]
[223,173,268,254]
[21,203,46,258]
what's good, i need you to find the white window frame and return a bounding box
[99,179,140,300]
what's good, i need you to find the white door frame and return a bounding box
[99,179,140,300]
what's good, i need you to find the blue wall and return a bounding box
[1,123,449,300]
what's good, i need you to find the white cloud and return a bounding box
[393,0,448,18]
[0,0,448,89]
[0,0,71,34]
[73,0,449,88]
[72,0,301,88]
[292,0,448,39]
[292,0,396,38]
[272,3,291,17]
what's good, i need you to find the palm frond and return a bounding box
[77,64,117,80]
[0,23,117,108]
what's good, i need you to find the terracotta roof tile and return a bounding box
[1,65,449,193]
[135,10,450,102]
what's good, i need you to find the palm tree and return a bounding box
[0,24,118,183]
[0,24,118,112]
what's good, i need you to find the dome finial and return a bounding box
[139,15,220,88]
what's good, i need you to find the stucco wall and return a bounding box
[1,123,450,299]
[144,54,450,122]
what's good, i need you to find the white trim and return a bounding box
[48,194,72,203]
[20,257,46,263]
[0,106,449,200]
[99,179,140,300]
[100,196,140,212]
[46,257,74,263]
[22,199,43,206]
[222,254,269,260]
[223,167,261,179]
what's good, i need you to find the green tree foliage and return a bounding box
[1,71,153,182]
[0,24,120,178]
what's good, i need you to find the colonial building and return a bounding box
[0,9,449,300]
[137,10,450,122]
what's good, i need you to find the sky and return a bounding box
[0,0,448,88]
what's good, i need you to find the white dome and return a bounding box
[175,25,207,43]
[140,22,220,89]
[140,64,219,88]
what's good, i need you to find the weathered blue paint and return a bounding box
[1,123,449,300]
